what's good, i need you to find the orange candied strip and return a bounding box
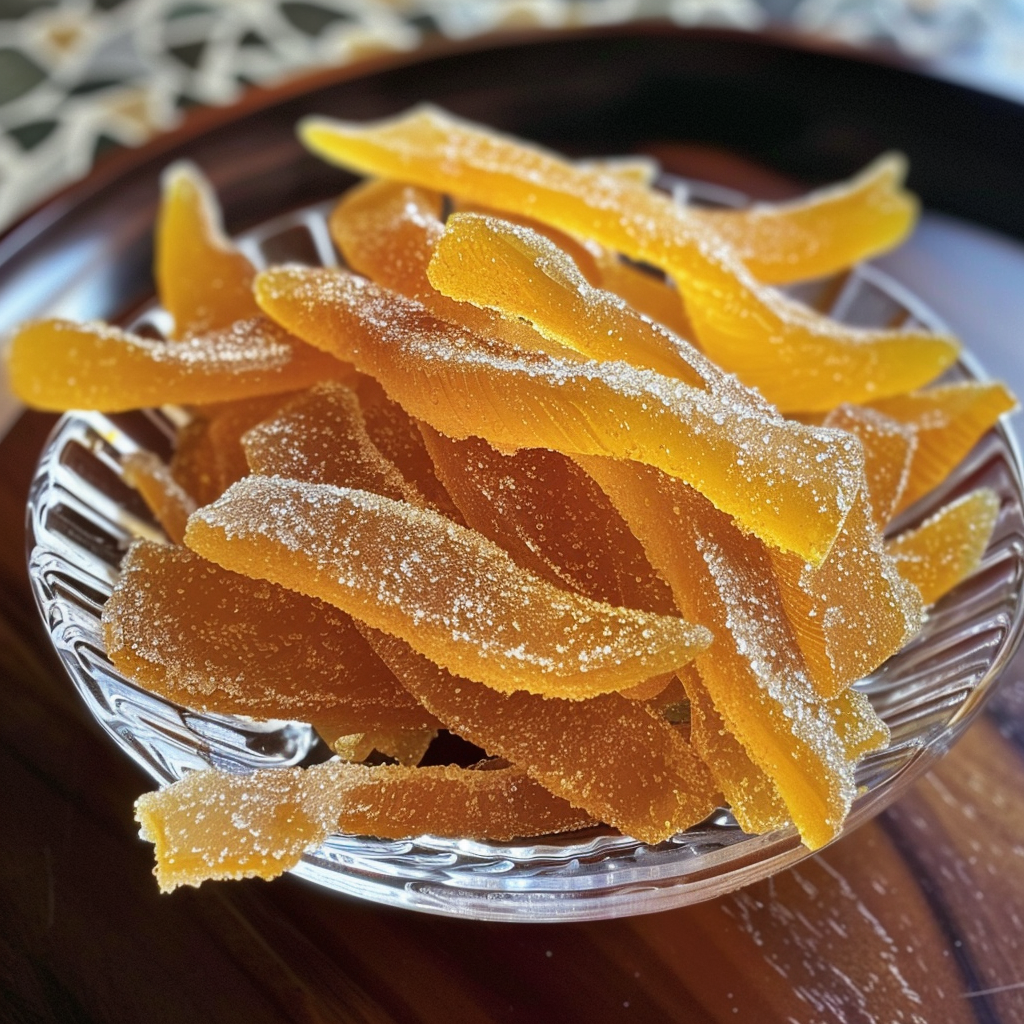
[299,106,959,413]
[102,541,439,747]
[869,381,1018,513]
[254,267,864,566]
[677,664,789,836]
[122,451,196,544]
[361,626,721,844]
[184,475,712,700]
[155,162,261,335]
[690,153,918,285]
[769,489,924,697]
[355,376,466,521]
[329,179,557,356]
[823,404,917,525]
[887,489,1000,606]
[136,760,592,891]
[578,455,888,849]
[428,211,770,415]
[419,426,676,614]
[171,390,303,507]
[6,317,348,413]
[242,382,419,503]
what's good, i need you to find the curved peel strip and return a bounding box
[102,541,438,744]
[887,489,1001,606]
[299,106,959,412]
[419,426,676,614]
[578,454,889,849]
[122,452,197,544]
[690,153,918,284]
[184,476,712,699]
[255,266,863,565]
[136,760,591,891]
[360,626,721,844]
[242,381,419,503]
[6,316,349,412]
[156,162,261,335]
[869,382,1018,513]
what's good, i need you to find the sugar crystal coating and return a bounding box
[254,266,864,565]
[184,475,712,699]
[887,489,1001,606]
[103,540,439,746]
[360,626,721,844]
[136,760,591,891]
[7,316,349,412]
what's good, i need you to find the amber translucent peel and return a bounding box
[122,451,197,544]
[887,489,1001,606]
[6,317,348,412]
[578,455,888,849]
[184,475,712,700]
[155,161,262,334]
[361,627,721,844]
[299,106,959,412]
[137,760,591,891]
[242,381,418,502]
[419,427,676,614]
[103,541,439,746]
[255,267,864,566]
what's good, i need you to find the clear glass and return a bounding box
[25,190,1024,922]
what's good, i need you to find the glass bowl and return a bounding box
[25,185,1024,923]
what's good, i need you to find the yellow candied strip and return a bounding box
[887,489,1000,606]
[869,382,1018,513]
[361,627,721,845]
[136,761,593,891]
[428,211,773,417]
[184,475,712,700]
[6,317,349,413]
[156,162,261,335]
[255,267,864,566]
[577,455,889,849]
[299,106,959,413]
[690,153,918,284]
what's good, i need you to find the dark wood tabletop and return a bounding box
[4,28,1024,1023]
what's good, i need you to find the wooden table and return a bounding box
[4,29,1024,1022]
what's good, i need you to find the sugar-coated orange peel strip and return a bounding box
[360,627,721,844]
[577,454,889,849]
[103,541,439,746]
[887,489,1000,606]
[299,105,959,412]
[254,267,863,566]
[155,161,262,334]
[122,452,197,545]
[136,760,593,891]
[6,317,348,412]
[184,475,712,700]
[242,381,420,503]
[419,426,676,615]
[689,153,918,285]
[427,211,771,414]
[869,382,1018,514]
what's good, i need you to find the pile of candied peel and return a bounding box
[6,106,1016,891]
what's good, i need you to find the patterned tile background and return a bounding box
[2,0,1024,232]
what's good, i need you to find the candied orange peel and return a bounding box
[7,110,1017,889]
